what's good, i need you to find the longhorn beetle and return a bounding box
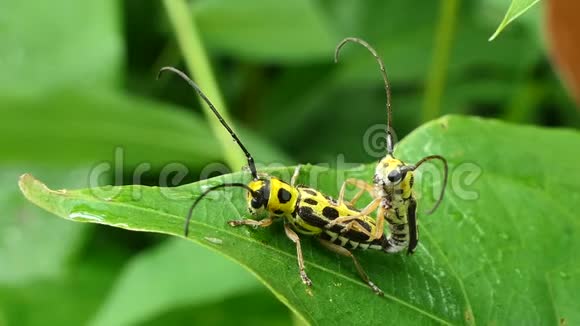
[158,66,407,296]
[325,37,449,254]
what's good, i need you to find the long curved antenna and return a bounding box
[410,155,448,214]
[334,37,394,154]
[184,183,258,237]
[158,66,258,179]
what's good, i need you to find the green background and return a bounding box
[2,0,578,325]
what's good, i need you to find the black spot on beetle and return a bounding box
[277,188,292,204]
[322,207,339,219]
[304,198,318,205]
[328,224,344,233]
[298,206,326,228]
[344,230,369,243]
[355,220,372,232]
[274,209,284,215]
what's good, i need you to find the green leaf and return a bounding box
[489,0,541,41]
[18,170,463,325]
[90,238,262,326]
[18,116,580,324]
[0,90,221,169]
[193,0,336,62]
[0,0,123,94]
[546,266,580,326]
[0,86,243,286]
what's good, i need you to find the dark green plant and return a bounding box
[4,0,579,325]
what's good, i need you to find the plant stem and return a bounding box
[163,0,246,171]
[421,0,460,123]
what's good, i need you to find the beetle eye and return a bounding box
[387,170,402,182]
[250,198,261,209]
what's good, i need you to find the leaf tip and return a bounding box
[489,23,506,41]
[18,174,57,205]
[490,0,541,42]
[18,173,38,197]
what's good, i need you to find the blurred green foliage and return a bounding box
[1,0,578,325]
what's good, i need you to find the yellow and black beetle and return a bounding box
[158,66,414,295]
[325,37,449,255]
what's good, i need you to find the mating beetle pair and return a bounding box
[159,37,447,295]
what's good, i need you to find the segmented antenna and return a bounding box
[157,67,258,179]
[184,183,259,237]
[411,155,448,214]
[334,37,394,154]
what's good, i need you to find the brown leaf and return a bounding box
[546,0,580,106]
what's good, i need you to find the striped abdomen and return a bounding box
[382,194,418,253]
[289,186,388,251]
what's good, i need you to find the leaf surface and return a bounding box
[19,116,580,325]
